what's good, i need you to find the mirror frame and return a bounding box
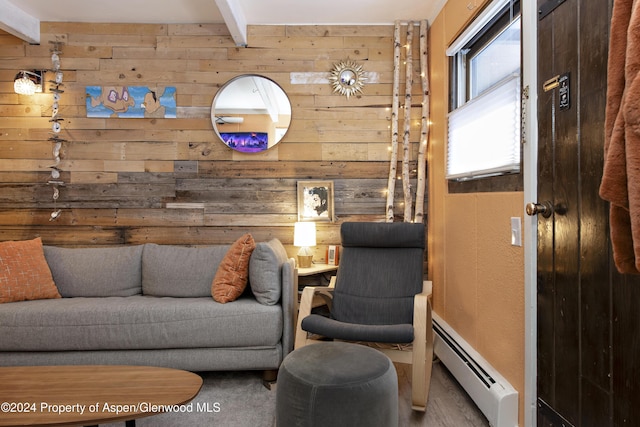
[211,74,292,153]
[329,59,366,99]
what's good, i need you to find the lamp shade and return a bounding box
[14,71,42,95]
[294,222,316,247]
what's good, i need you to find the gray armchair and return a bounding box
[294,221,433,411]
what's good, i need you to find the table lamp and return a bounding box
[294,222,316,268]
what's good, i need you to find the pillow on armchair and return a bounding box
[0,237,61,303]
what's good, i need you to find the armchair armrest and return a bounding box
[281,258,298,357]
[413,281,432,344]
[413,280,433,348]
[422,279,432,297]
[329,276,336,288]
[411,280,433,409]
[413,280,433,345]
[294,285,335,349]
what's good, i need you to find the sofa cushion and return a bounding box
[249,238,287,305]
[43,245,143,297]
[142,244,229,297]
[0,295,283,352]
[212,234,256,303]
[0,238,61,304]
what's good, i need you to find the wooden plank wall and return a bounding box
[0,23,426,259]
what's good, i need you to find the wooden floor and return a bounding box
[397,359,490,426]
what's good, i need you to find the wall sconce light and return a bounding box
[294,222,316,268]
[14,70,43,95]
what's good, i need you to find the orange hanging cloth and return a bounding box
[600,0,640,274]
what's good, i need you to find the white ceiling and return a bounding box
[6,0,226,25]
[1,0,446,45]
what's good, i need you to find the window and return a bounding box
[447,0,521,181]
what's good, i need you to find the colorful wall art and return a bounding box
[86,86,177,118]
[219,132,269,152]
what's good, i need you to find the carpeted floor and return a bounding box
[103,361,488,427]
[103,370,276,427]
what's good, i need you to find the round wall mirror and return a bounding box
[211,75,292,153]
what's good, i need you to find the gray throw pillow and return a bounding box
[249,238,288,305]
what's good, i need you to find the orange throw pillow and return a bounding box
[212,234,256,303]
[0,237,61,304]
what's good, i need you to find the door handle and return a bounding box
[526,201,553,218]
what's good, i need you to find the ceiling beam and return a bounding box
[0,0,40,44]
[214,0,247,47]
[252,76,279,122]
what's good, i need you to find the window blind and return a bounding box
[446,74,520,180]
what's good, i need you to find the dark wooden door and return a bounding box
[535,0,640,425]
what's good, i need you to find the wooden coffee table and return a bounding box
[0,365,203,426]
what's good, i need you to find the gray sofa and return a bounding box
[0,239,296,373]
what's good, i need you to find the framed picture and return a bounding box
[297,181,335,222]
[86,86,176,118]
[219,132,268,152]
[327,245,339,265]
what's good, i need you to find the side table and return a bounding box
[297,263,339,278]
[297,263,338,298]
[294,263,338,318]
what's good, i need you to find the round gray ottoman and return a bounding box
[276,342,398,427]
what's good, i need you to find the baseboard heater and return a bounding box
[432,312,518,427]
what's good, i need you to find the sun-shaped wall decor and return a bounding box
[329,59,366,99]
